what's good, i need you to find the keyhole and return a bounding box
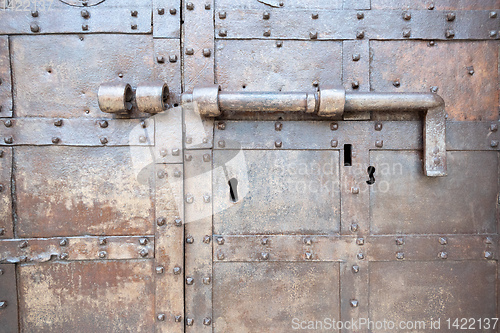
[344,144,352,166]
[366,166,376,185]
[228,178,238,202]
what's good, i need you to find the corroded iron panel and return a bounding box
[0,36,11,118]
[0,264,18,332]
[213,262,340,333]
[369,261,497,332]
[371,41,499,121]
[214,150,340,235]
[371,0,500,10]
[370,151,498,234]
[215,40,342,92]
[15,146,154,237]
[0,147,11,239]
[19,260,155,333]
[11,34,157,118]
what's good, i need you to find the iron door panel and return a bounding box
[213,262,340,333]
[369,261,497,332]
[371,0,500,10]
[18,260,154,333]
[15,146,154,238]
[213,150,340,235]
[0,263,18,332]
[370,151,498,235]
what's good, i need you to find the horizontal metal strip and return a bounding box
[214,121,500,151]
[0,118,155,146]
[215,10,499,40]
[0,235,155,263]
[213,235,498,262]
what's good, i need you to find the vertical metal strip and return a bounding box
[155,164,185,333]
[0,36,12,118]
[0,147,12,239]
[184,150,213,331]
[0,264,18,332]
[340,147,370,332]
[342,40,370,120]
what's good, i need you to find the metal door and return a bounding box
[0,0,498,332]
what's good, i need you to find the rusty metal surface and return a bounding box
[15,146,154,237]
[154,38,182,107]
[0,235,154,263]
[371,0,500,10]
[153,0,181,38]
[18,260,155,332]
[213,262,340,333]
[370,150,498,234]
[214,150,340,235]
[0,264,18,332]
[371,40,499,121]
[11,34,157,118]
[0,147,12,239]
[154,163,184,332]
[0,0,151,34]
[0,36,11,118]
[369,261,497,332]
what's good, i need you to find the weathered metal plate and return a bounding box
[371,41,499,121]
[153,108,183,164]
[0,36,12,118]
[0,264,18,332]
[153,0,181,38]
[0,147,12,239]
[0,117,154,146]
[370,151,498,234]
[216,0,342,9]
[447,121,500,151]
[15,146,154,237]
[0,236,154,263]
[369,261,497,332]
[342,40,370,120]
[372,0,500,10]
[19,260,155,332]
[154,38,182,107]
[216,40,342,92]
[0,0,151,34]
[11,34,157,118]
[214,150,340,235]
[213,262,340,332]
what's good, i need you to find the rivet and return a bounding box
[203,235,211,244]
[51,137,60,144]
[59,238,68,246]
[484,251,494,260]
[175,315,182,322]
[467,66,474,75]
[98,251,107,258]
[305,252,313,260]
[263,12,270,19]
[350,223,359,232]
[203,318,212,326]
[82,24,89,31]
[261,252,270,260]
[203,153,211,162]
[30,23,40,33]
[446,12,455,21]
[356,238,364,245]
[174,217,183,226]
[157,170,166,179]
[219,11,226,19]
[330,122,338,131]
[139,136,147,143]
[186,277,194,285]
[217,252,225,260]
[0,268,3,275]
[309,31,318,39]
[203,276,211,285]
[158,8,165,15]
[185,154,192,161]
[261,237,269,245]
[312,13,319,19]
[100,137,108,145]
[331,140,338,148]
[439,251,448,259]
[352,265,359,273]
[396,252,404,260]
[156,266,164,274]
[352,80,360,89]
[356,30,364,39]
[157,314,165,321]
[80,9,90,19]
[186,236,194,244]
[131,10,138,17]
[263,29,271,37]
[491,140,499,148]
[490,123,498,132]
[203,194,211,203]
[186,318,194,326]
[304,237,312,245]
[393,80,401,87]
[275,140,282,148]
[396,237,404,245]
[428,3,435,10]
[439,237,447,245]
[350,300,359,308]
[172,148,180,156]
[4,137,12,144]
[485,236,493,244]
[279,1,284,6]
[374,122,383,131]
[428,40,435,47]
[276,41,283,47]
[351,187,360,194]
[3,119,12,128]
[357,253,365,260]
[0,228,4,236]
[169,55,178,63]
[139,249,149,257]
[131,24,138,30]
[403,12,411,20]
[402,29,411,38]
[169,8,176,15]
[375,140,383,148]
[99,237,107,246]
[218,140,226,148]
[52,119,63,127]
[139,238,148,246]
[157,217,166,226]
[219,29,227,37]
[59,253,68,260]
[352,53,360,61]
[217,237,225,245]
[445,29,455,38]
[205,3,211,10]
[491,31,498,38]
[31,10,38,17]
[490,11,498,19]
[0,151,3,158]
[173,266,182,275]
[186,2,194,10]
[203,48,211,57]
[0,301,7,309]
[19,240,28,248]
[430,86,439,93]
[275,122,283,131]
[356,12,364,19]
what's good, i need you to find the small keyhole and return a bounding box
[344,144,352,166]
[366,166,376,185]
[228,178,238,202]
